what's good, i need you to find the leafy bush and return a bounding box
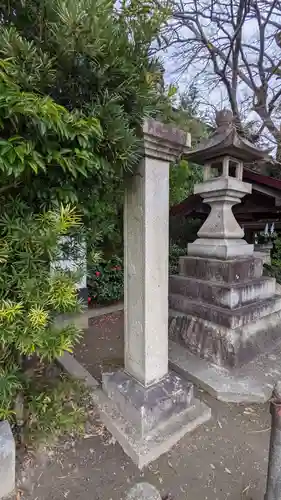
[0,0,172,444]
[88,244,187,304]
[88,255,124,305]
[264,235,281,284]
[0,203,83,425]
[169,244,187,275]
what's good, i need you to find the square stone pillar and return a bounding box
[124,154,169,386]
[93,119,210,469]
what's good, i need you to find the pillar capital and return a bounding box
[142,119,191,162]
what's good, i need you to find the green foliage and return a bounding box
[88,255,124,304]
[0,0,173,443]
[264,235,281,283]
[25,376,88,446]
[0,203,83,422]
[169,160,202,206]
[169,243,187,275]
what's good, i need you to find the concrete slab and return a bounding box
[92,387,211,469]
[56,351,99,389]
[0,421,15,499]
[169,341,276,403]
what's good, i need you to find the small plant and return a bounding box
[88,255,124,305]
[24,375,89,446]
[169,243,187,275]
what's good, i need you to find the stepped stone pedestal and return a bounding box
[93,119,211,469]
[168,110,281,403]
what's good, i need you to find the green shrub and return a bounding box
[169,243,187,275]
[88,255,124,305]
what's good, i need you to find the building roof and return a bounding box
[170,168,281,218]
[184,109,266,165]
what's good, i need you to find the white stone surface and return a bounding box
[190,175,253,259]
[123,119,191,388]
[188,238,254,259]
[124,157,170,386]
[126,483,161,500]
[0,421,15,499]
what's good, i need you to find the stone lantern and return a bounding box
[168,110,281,403]
[187,109,264,259]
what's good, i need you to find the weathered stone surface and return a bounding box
[169,308,281,368]
[103,370,193,436]
[188,238,253,260]
[0,421,15,499]
[187,175,253,259]
[169,293,281,329]
[92,387,211,469]
[178,256,263,283]
[169,341,273,403]
[57,352,99,389]
[169,275,275,309]
[96,118,209,469]
[126,483,161,500]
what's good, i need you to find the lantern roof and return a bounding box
[185,109,266,165]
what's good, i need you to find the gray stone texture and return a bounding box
[102,371,193,436]
[169,308,281,369]
[96,118,210,468]
[125,483,161,500]
[178,256,263,283]
[92,386,211,469]
[169,292,281,329]
[188,176,253,260]
[56,352,99,389]
[170,252,281,372]
[169,274,276,309]
[0,420,15,499]
[169,340,273,403]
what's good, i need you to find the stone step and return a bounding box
[169,293,281,329]
[169,275,276,309]
[178,255,263,283]
[169,308,281,369]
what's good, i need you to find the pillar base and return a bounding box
[92,370,211,469]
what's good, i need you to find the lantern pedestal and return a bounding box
[188,176,253,259]
[168,110,281,403]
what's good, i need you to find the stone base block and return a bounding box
[188,238,254,260]
[169,293,281,329]
[102,371,193,436]
[0,421,15,499]
[169,308,281,368]
[179,256,263,283]
[169,274,276,309]
[92,385,211,469]
[169,341,273,403]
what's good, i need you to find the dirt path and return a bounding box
[17,311,271,500]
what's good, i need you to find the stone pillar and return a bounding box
[123,141,169,386]
[93,119,211,469]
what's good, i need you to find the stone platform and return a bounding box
[93,370,211,469]
[168,255,281,402]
